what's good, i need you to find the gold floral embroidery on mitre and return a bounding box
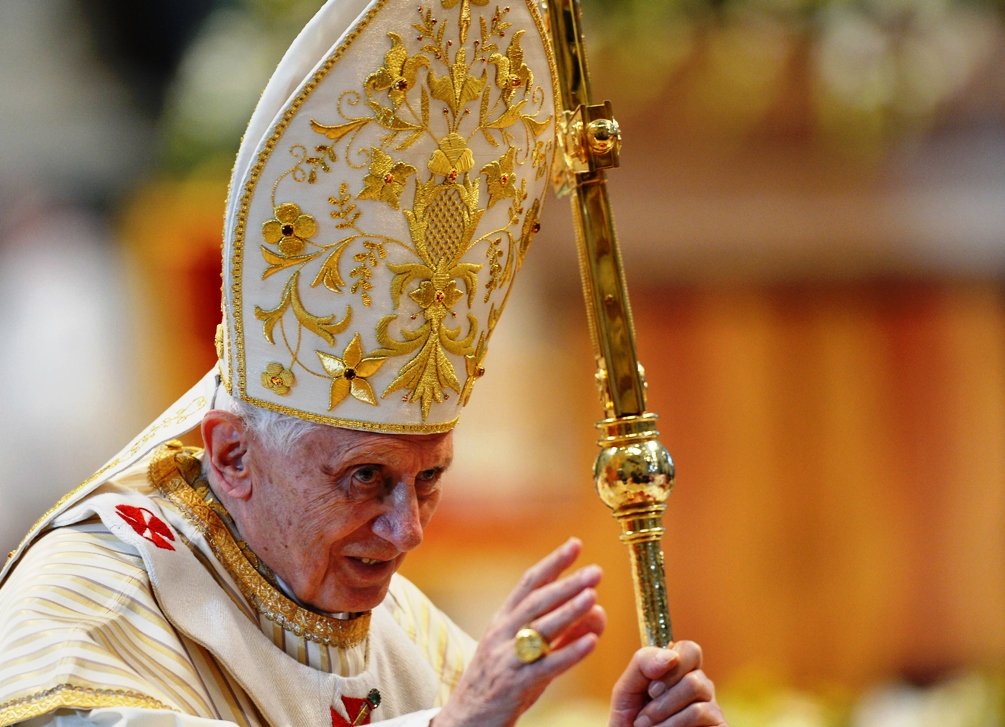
[261,362,295,395]
[249,1,553,421]
[317,332,388,408]
[149,442,371,648]
[263,202,319,256]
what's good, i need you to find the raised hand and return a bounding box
[433,538,607,727]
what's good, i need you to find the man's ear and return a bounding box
[202,410,253,500]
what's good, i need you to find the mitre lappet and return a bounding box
[217,0,559,433]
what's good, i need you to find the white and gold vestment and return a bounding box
[0,436,474,726]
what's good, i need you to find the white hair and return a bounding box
[215,385,324,456]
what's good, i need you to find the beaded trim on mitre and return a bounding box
[150,442,371,647]
[220,0,558,433]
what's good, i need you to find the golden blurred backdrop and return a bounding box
[2,0,1003,724]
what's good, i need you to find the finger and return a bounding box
[517,630,600,679]
[647,668,716,715]
[529,586,598,645]
[641,698,724,727]
[503,563,602,632]
[500,537,582,613]
[644,641,703,690]
[609,647,680,720]
[549,604,606,650]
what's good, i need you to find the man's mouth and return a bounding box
[350,555,396,568]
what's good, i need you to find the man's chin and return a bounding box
[311,581,391,615]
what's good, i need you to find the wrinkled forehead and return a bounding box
[297,425,455,468]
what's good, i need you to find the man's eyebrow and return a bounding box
[320,446,381,470]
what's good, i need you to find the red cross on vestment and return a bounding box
[330,695,373,726]
[115,504,176,551]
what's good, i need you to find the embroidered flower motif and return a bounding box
[410,277,464,324]
[317,333,388,408]
[429,49,485,117]
[481,147,517,208]
[366,33,429,107]
[263,203,318,255]
[489,30,532,103]
[261,362,295,395]
[358,148,417,209]
[428,132,475,181]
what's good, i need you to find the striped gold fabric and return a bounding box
[0,523,226,724]
[384,577,476,707]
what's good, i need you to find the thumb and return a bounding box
[609,647,679,721]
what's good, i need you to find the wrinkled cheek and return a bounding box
[290,547,333,600]
[282,521,330,572]
[419,498,440,525]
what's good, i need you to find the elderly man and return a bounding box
[0,1,726,725]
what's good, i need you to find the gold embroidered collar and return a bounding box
[149,441,371,648]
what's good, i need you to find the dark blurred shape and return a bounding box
[78,0,216,118]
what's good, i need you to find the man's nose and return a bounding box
[373,483,423,552]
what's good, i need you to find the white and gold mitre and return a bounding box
[218,0,558,433]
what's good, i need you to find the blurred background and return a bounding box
[1,0,1003,724]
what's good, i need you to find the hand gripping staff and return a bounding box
[545,0,676,648]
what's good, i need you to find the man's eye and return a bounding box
[416,469,442,493]
[352,466,380,485]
